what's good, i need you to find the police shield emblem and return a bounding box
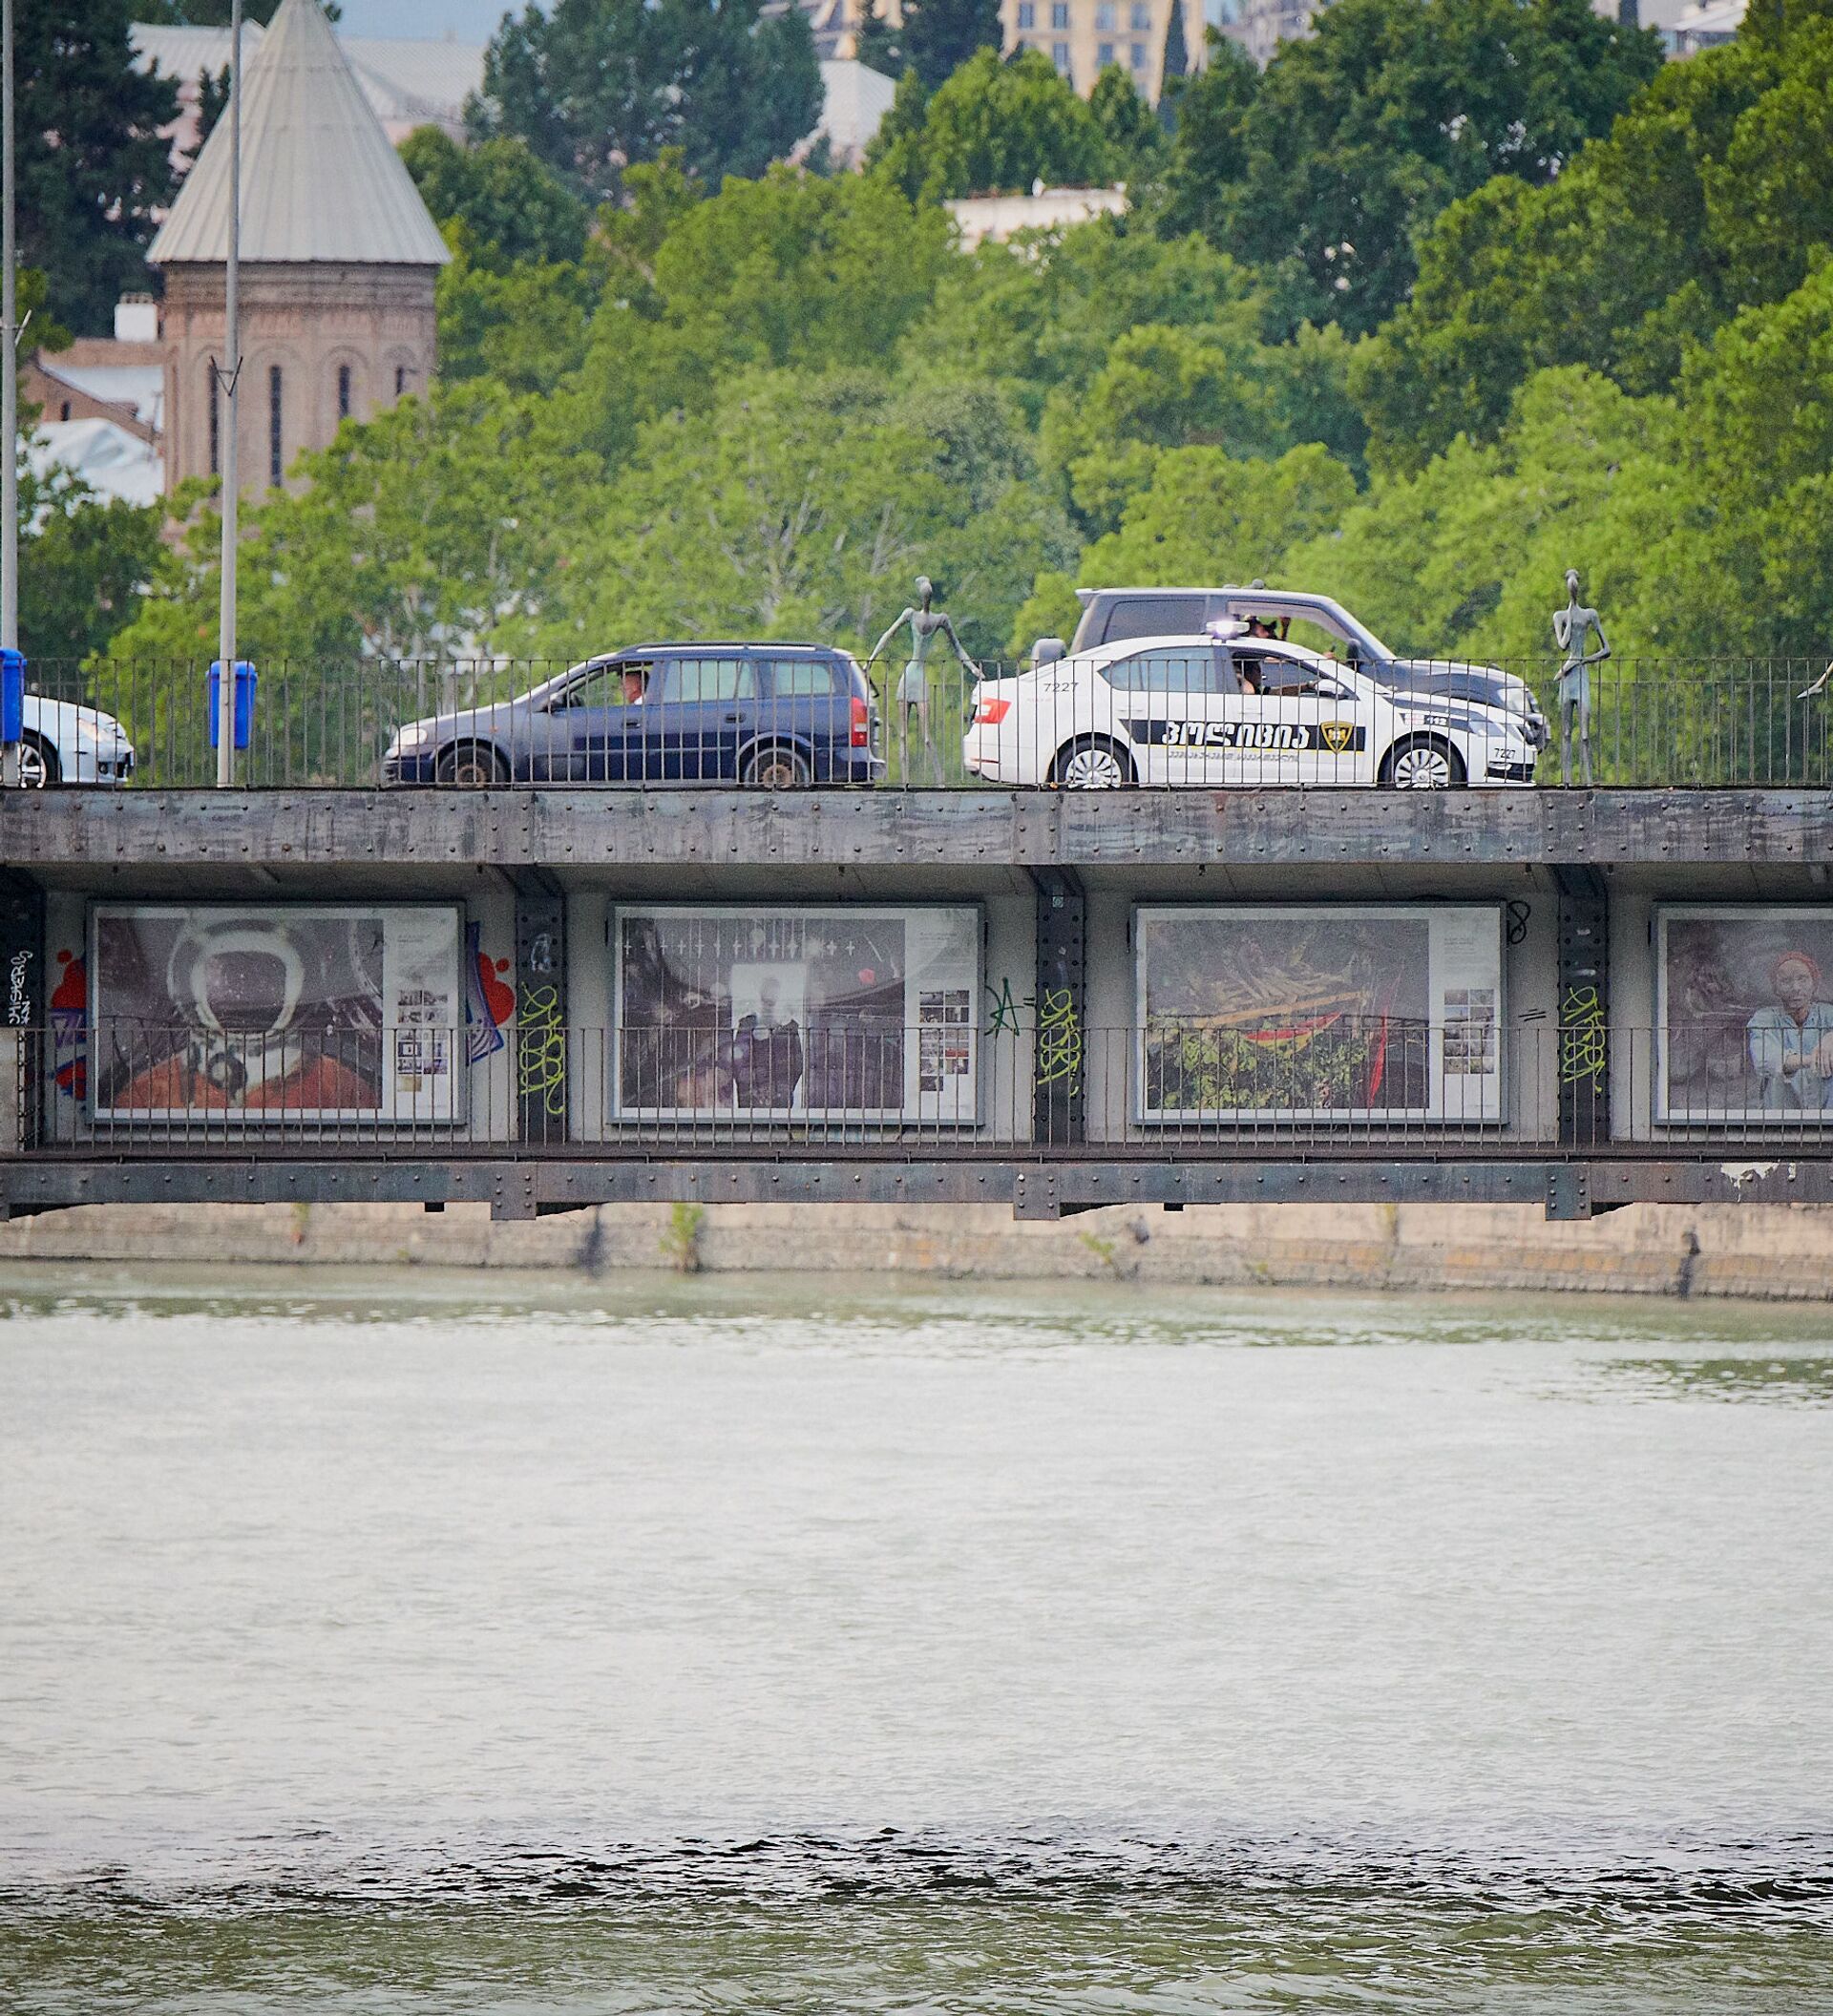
[1319,720,1356,753]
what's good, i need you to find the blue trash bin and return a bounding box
[0,647,25,747]
[208,660,257,751]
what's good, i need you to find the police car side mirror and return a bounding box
[1316,679,1353,701]
[1032,638,1065,668]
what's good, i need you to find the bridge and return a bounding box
[6,778,1833,1224]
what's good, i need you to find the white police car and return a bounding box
[961,631,1539,789]
[15,693,136,786]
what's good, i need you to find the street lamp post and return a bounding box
[2,0,20,789]
[215,0,242,788]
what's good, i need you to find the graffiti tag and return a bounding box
[1559,983,1608,1087]
[984,976,1022,1038]
[517,982,567,1119]
[1034,985,1084,1090]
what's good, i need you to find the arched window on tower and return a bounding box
[268,364,284,486]
[394,364,407,398]
[338,364,351,421]
[206,362,219,475]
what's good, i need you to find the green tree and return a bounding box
[899,0,1004,90]
[1079,441,1357,586]
[14,0,179,334]
[516,368,1069,662]
[1181,0,1662,339]
[870,48,1111,203]
[138,1,288,23]
[1351,33,1779,471]
[853,0,905,75]
[1089,64,1166,188]
[1158,32,1257,241]
[16,469,162,666]
[469,0,823,201]
[109,382,595,680]
[433,237,596,395]
[1159,0,1190,96]
[557,165,952,464]
[901,214,1267,423]
[399,128,591,270]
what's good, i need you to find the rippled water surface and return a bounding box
[3,1263,1832,2012]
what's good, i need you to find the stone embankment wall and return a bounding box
[2,1199,1832,1299]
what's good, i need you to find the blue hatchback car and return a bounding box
[382,643,886,788]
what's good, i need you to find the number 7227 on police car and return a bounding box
[960,634,1541,790]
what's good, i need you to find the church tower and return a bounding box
[148,0,450,497]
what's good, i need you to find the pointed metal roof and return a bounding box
[148,0,450,269]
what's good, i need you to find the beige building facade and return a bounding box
[1001,0,1205,99]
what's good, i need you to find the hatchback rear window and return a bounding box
[769,660,838,697]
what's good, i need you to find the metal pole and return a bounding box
[216,0,242,788]
[2,0,20,788]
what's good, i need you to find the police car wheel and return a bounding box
[17,734,57,788]
[1381,736,1464,790]
[1051,737,1134,789]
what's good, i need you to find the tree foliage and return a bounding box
[1168,0,1662,338]
[468,0,823,201]
[898,0,1004,91]
[14,0,179,334]
[400,128,591,270]
[1349,14,1833,472]
[17,470,163,666]
[869,49,1112,202]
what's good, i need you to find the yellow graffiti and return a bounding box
[517,982,567,1119]
[1560,984,1607,1087]
[1035,985,1084,1089]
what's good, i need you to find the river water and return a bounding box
[2,1263,1831,2012]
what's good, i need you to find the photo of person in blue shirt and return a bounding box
[1746,951,1833,1108]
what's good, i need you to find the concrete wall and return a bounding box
[3,1197,1832,1301]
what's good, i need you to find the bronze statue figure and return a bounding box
[1552,568,1610,788]
[869,577,980,787]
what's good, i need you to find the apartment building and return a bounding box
[1001,0,1205,98]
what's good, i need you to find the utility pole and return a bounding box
[215,0,242,788]
[2,0,21,789]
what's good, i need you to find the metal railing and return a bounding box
[15,652,1833,792]
[10,1018,1833,1156]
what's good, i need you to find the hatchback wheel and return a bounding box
[435,742,509,787]
[1380,735,1464,790]
[743,746,811,788]
[1050,736,1135,789]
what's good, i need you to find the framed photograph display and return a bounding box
[90,904,465,1125]
[613,905,980,1124]
[1134,905,1503,1124]
[1657,906,1833,1123]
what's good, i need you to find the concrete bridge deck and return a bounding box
[5,787,1832,1223]
[4,787,1832,875]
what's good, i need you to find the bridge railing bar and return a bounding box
[11,652,1833,791]
[14,1019,1833,1158]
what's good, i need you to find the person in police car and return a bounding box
[1746,950,1833,1108]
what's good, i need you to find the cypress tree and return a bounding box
[901,0,1005,93]
[1159,0,1190,127]
[15,0,179,334]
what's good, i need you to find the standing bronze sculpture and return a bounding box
[1552,568,1610,788]
[869,577,980,786]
